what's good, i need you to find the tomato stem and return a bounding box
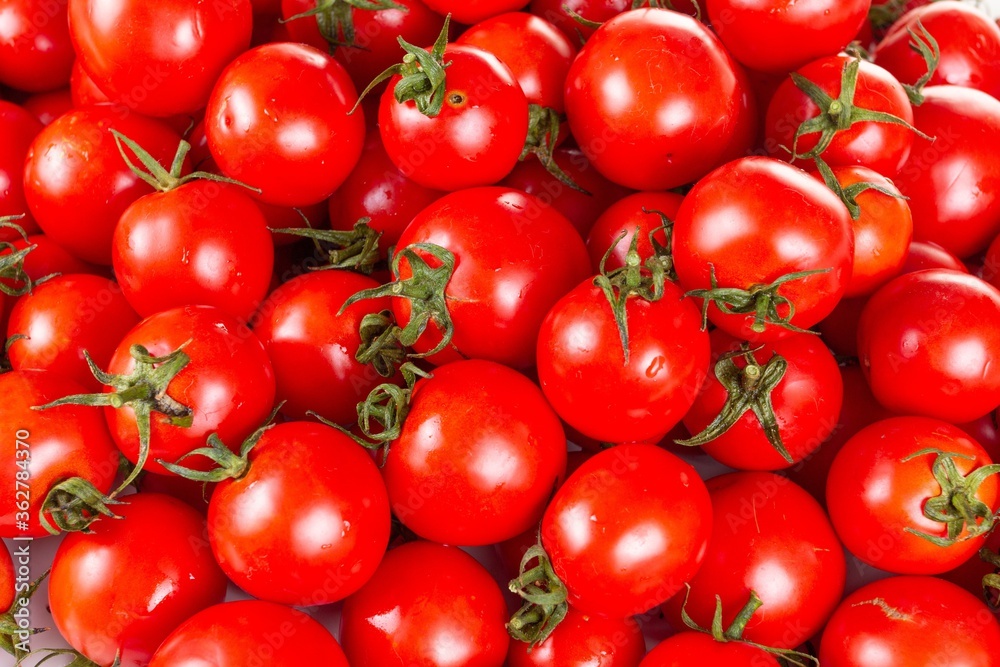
[812,154,908,221]
[0,219,35,298]
[0,569,47,661]
[901,20,940,106]
[520,104,588,194]
[271,216,383,275]
[507,543,569,646]
[281,0,407,50]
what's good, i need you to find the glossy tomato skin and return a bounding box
[49,493,228,667]
[104,306,276,475]
[379,45,528,192]
[340,541,509,667]
[209,422,390,606]
[24,107,183,265]
[819,576,1000,666]
[876,1,1000,101]
[586,191,684,273]
[641,633,780,667]
[827,417,999,574]
[894,86,1000,258]
[385,360,566,545]
[537,278,709,444]
[0,0,74,92]
[507,608,646,667]
[0,101,43,234]
[0,370,119,538]
[904,240,969,274]
[672,157,854,341]
[420,0,527,24]
[206,43,365,207]
[112,181,274,322]
[391,187,590,368]
[565,9,752,191]
[151,600,347,666]
[663,473,846,650]
[858,270,1000,423]
[7,274,140,391]
[68,0,253,116]
[766,56,914,176]
[542,444,712,618]
[706,0,870,74]
[684,331,843,471]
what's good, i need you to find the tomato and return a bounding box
[24,107,184,265]
[205,43,365,207]
[663,472,846,650]
[673,156,854,341]
[903,240,969,275]
[682,331,843,471]
[940,524,1000,606]
[384,187,590,368]
[0,543,12,613]
[528,0,627,42]
[138,471,213,514]
[893,85,1000,258]
[0,101,43,236]
[876,1,1000,101]
[21,87,73,125]
[984,232,1000,291]
[48,493,228,667]
[203,421,390,606]
[0,0,73,92]
[641,633,780,666]
[564,8,753,191]
[858,269,1000,423]
[340,540,509,667]
[378,43,528,192]
[507,608,646,667]
[70,60,110,106]
[384,360,566,545]
[765,56,916,177]
[420,0,527,24]
[706,0,870,74]
[819,575,1000,666]
[68,0,252,116]
[827,416,999,574]
[539,444,712,618]
[0,370,119,538]
[586,191,684,273]
[150,600,349,667]
[113,181,274,322]
[7,274,140,391]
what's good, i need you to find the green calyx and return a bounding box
[355,310,407,378]
[812,155,908,221]
[677,343,793,463]
[507,543,569,647]
[282,0,407,50]
[900,20,940,106]
[788,57,931,162]
[0,219,36,299]
[981,548,1000,610]
[352,15,452,117]
[272,216,383,275]
[685,264,829,335]
[902,448,1000,547]
[520,105,588,194]
[0,570,48,662]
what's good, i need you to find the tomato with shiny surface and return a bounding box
[585,191,683,273]
[507,608,646,667]
[0,0,73,92]
[0,101,43,236]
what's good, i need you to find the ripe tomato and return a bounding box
[420,0,527,24]
[528,0,628,42]
[384,360,566,545]
[7,274,140,391]
[0,101,43,235]
[706,0,870,73]
[673,156,854,341]
[564,8,753,190]
[663,472,846,650]
[21,87,73,125]
[340,540,509,667]
[585,191,684,273]
[48,493,228,667]
[641,633,780,666]
[205,421,390,606]
[0,370,119,538]
[68,0,253,116]
[827,417,999,574]
[540,444,712,618]
[0,0,74,92]
[858,269,1000,423]
[819,576,1000,666]
[904,240,969,274]
[205,43,365,207]
[0,543,12,613]
[507,608,646,667]
[150,600,349,667]
[985,233,1000,290]
[23,107,184,265]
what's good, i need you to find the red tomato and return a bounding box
[0,370,119,538]
[0,101,43,235]
[940,524,1000,605]
[21,87,73,125]
[663,472,846,650]
[528,0,629,42]
[69,59,110,106]
[138,471,212,515]
[672,157,854,341]
[150,600,349,667]
[985,232,1000,291]
[586,191,684,273]
[420,0,527,24]
[0,0,74,92]
[858,269,1000,423]
[0,543,12,613]
[641,633,781,666]
[205,43,366,207]
[507,608,646,667]
[706,0,870,73]
[68,0,253,116]
[23,107,184,265]
[564,9,753,190]
[49,493,228,667]
[819,576,1000,666]
[340,541,510,667]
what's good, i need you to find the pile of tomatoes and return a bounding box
[2,0,1000,665]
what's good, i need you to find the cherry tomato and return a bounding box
[0,101,43,235]
[0,0,74,92]
[507,608,646,667]
[49,493,228,667]
[641,633,780,666]
[586,191,683,273]
[903,240,969,274]
[420,0,527,24]
[69,60,110,106]
[21,87,73,125]
[340,540,510,667]
[528,0,628,42]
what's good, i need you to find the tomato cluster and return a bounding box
[2,0,1000,665]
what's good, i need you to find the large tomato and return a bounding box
[0,0,74,92]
